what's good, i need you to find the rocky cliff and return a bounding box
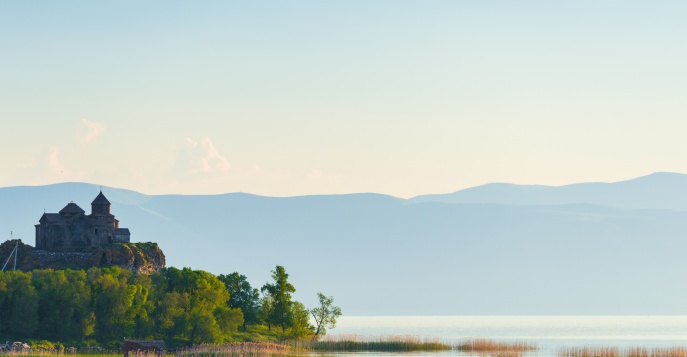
[0,240,165,274]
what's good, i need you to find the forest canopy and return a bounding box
[0,265,335,348]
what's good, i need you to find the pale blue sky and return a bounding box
[2,1,687,197]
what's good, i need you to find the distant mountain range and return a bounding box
[411,172,687,210]
[2,172,687,315]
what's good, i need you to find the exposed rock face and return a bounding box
[0,239,165,274]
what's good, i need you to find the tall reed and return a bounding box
[457,338,537,352]
[559,346,621,357]
[306,334,452,352]
[5,353,113,357]
[559,346,687,357]
[176,343,294,357]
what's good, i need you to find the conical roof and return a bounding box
[92,191,111,205]
[59,202,85,215]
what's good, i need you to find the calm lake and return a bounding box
[323,316,687,357]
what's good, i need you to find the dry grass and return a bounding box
[559,347,622,357]
[559,346,687,357]
[7,349,111,357]
[12,345,297,357]
[645,347,687,357]
[307,334,452,352]
[457,338,537,352]
[175,343,295,357]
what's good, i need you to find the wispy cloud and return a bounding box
[77,118,106,143]
[45,145,84,181]
[181,136,231,174]
[48,146,67,173]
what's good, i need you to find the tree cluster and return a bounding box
[219,266,333,340]
[0,265,340,347]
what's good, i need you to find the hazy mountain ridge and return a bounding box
[1,173,687,315]
[412,172,687,210]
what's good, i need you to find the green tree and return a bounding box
[154,267,243,345]
[130,273,154,339]
[310,293,342,336]
[214,305,244,340]
[285,301,314,339]
[261,266,296,331]
[0,265,318,345]
[218,272,261,331]
[155,291,190,344]
[89,267,148,345]
[0,271,38,338]
[259,290,275,331]
[32,269,93,342]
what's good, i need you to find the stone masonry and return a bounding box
[35,191,131,252]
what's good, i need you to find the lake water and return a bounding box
[322,316,687,357]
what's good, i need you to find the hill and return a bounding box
[1,173,687,315]
[411,172,687,210]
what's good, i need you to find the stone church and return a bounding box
[35,191,131,252]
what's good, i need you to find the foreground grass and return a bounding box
[176,343,297,357]
[2,344,296,357]
[12,341,687,357]
[1,354,115,357]
[0,338,532,355]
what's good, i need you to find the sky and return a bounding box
[2,1,687,198]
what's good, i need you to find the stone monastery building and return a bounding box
[35,191,131,252]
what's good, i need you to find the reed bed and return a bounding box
[457,338,537,352]
[0,349,110,357]
[307,334,452,352]
[642,347,687,357]
[0,345,294,357]
[559,347,622,357]
[559,347,687,357]
[175,343,294,357]
[126,352,166,357]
